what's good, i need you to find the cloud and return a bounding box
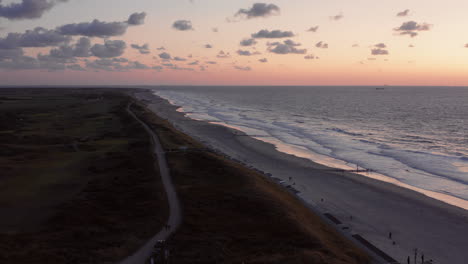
[204,44,213,48]
[67,64,85,71]
[352,43,359,47]
[188,60,198,65]
[174,56,187,61]
[258,58,267,63]
[172,20,193,31]
[206,61,216,64]
[371,43,389,55]
[212,27,218,33]
[240,38,257,46]
[127,12,146,25]
[57,19,128,38]
[237,49,260,56]
[304,54,317,60]
[216,50,230,58]
[47,37,91,59]
[394,21,432,37]
[90,40,126,58]
[0,0,67,20]
[268,39,306,54]
[0,27,70,49]
[251,29,294,39]
[409,44,415,48]
[0,55,39,70]
[234,65,252,71]
[158,52,171,59]
[330,13,343,21]
[307,26,319,32]
[397,9,410,17]
[156,46,165,50]
[235,3,280,19]
[315,41,328,49]
[374,43,386,48]
[465,43,468,48]
[131,43,150,54]
[0,48,23,60]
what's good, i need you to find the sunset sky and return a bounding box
[1,0,468,86]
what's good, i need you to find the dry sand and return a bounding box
[135,89,468,264]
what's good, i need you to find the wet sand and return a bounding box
[135,89,468,264]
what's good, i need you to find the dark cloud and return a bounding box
[90,40,126,58]
[251,29,294,39]
[216,50,230,58]
[85,58,150,71]
[240,38,257,46]
[172,20,193,31]
[258,58,267,63]
[0,55,38,70]
[268,39,306,54]
[0,27,70,49]
[394,21,432,37]
[307,26,319,32]
[397,9,410,17]
[330,13,343,21]
[158,52,171,60]
[204,44,213,48]
[234,65,252,71]
[67,64,85,71]
[0,0,68,20]
[315,41,328,49]
[131,43,150,54]
[235,3,280,19]
[127,12,146,25]
[57,19,128,38]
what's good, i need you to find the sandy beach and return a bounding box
[135,89,468,264]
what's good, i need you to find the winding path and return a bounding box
[119,103,182,264]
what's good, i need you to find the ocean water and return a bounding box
[152,86,468,203]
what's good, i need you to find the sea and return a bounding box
[152,86,468,204]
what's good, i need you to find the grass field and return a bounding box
[0,89,168,264]
[133,101,370,264]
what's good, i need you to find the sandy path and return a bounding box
[119,103,181,264]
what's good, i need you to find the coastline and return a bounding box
[135,88,468,264]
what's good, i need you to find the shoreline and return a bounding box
[135,88,468,264]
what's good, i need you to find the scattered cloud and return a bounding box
[465,43,468,48]
[159,52,171,60]
[157,46,165,50]
[330,13,343,21]
[397,9,410,17]
[234,65,252,71]
[188,60,198,65]
[204,44,213,48]
[0,0,68,20]
[352,43,359,47]
[371,43,389,55]
[57,19,128,38]
[206,61,217,64]
[235,3,280,19]
[0,27,70,48]
[409,44,415,48]
[240,38,257,46]
[127,12,147,25]
[131,43,150,54]
[173,20,193,31]
[174,56,187,61]
[307,26,319,32]
[394,21,432,37]
[212,27,218,33]
[304,54,318,60]
[90,40,126,58]
[237,49,260,56]
[251,29,294,39]
[268,39,307,54]
[315,41,328,49]
[216,50,230,58]
[258,58,267,63]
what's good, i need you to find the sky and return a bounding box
[1,0,468,86]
